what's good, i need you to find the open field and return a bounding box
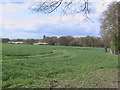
[2,44,118,88]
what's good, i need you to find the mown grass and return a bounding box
[2,44,118,88]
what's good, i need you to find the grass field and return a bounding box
[2,44,118,88]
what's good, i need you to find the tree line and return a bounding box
[2,35,104,47]
[2,38,39,45]
[42,35,104,47]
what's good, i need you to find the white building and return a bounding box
[34,42,48,45]
[8,41,23,44]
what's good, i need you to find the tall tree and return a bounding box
[58,36,74,46]
[100,1,120,54]
[43,36,58,45]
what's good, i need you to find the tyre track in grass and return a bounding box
[2,49,72,62]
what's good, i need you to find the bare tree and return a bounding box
[32,0,90,17]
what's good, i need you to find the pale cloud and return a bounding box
[1,13,87,31]
[94,0,120,15]
[2,30,47,39]
[0,0,34,3]
[94,1,110,15]
[2,20,38,31]
[2,17,59,31]
[0,2,31,13]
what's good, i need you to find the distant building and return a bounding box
[8,41,23,44]
[34,42,48,45]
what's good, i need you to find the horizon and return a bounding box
[2,35,101,40]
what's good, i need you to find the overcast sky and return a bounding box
[0,0,119,39]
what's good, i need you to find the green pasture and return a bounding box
[2,44,118,88]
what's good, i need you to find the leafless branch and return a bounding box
[32,0,90,16]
